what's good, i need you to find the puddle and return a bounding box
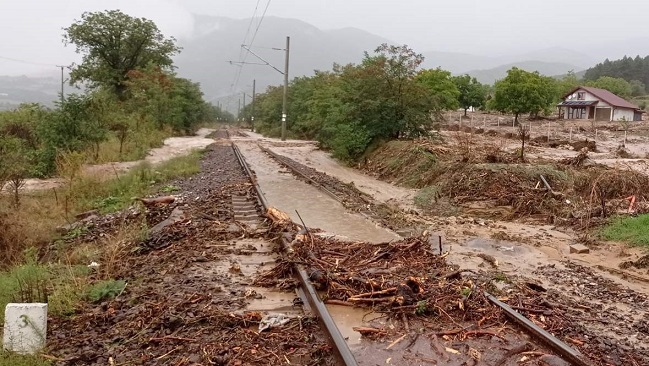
[326,305,383,347]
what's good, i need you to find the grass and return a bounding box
[0,352,51,366]
[0,149,204,267]
[602,214,649,247]
[89,128,172,164]
[0,148,204,335]
[75,149,203,214]
[87,279,126,302]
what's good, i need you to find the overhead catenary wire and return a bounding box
[0,55,60,68]
[226,0,272,112]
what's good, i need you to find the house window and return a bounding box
[577,92,586,100]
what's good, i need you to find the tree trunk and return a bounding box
[464,108,468,117]
[520,136,525,162]
[514,113,519,125]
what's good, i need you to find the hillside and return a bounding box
[173,16,390,107]
[584,55,649,86]
[465,60,583,84]
[0,75,60,110]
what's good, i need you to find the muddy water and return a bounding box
[234,132,417,209]
[19,128,216,192]
[235,141,400,243]
[189,238,301,317]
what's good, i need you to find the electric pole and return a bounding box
[238,98,241,121]
[57,65,65,104]
[281,36,290,141]
[252,79,256,132]
[243,92,246,123]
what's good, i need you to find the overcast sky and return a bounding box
[2,0,649,76]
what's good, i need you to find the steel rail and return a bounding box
[485,292,590,366]
[230,138,358,366]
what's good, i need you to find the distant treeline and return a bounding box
[584,55,649,95]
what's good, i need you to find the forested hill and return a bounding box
[584,55,649,86]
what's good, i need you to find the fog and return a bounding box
[2,0,649,75]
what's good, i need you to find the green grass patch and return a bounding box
[0,259,90,324]
[602,214,649,246]
[87,279,126,302]
[77,149,203,213]
[0,352,51,366]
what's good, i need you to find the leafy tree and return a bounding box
[38,94,108,174]
[0,137,32,206]
[452,75,487,116]
[64,10,180,97]
[558,71,581,96]
[586,76,633,99]
[630,80,646,97]
[584,55,649,88]
[491,67,559,124]
[416,68,460,111]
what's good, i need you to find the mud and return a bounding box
[233,140,400,243]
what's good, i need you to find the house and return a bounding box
[558,86,643,122]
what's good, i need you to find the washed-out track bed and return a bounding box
[251,135,649,366]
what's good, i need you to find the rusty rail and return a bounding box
[231,138,358,366]
[485,292,590,366]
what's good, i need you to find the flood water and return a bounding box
[235,141,401,243]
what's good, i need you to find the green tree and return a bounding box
[586,76,633,99]
[558,71,581,96]
[38,94,108,174]
[452,74,487,116]
[491,67,559,124]
[0,137,32,206]
[416,68,460,112]
[64,10,180,97]
[630,80,646,97]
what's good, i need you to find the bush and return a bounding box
[87,279,126,302]
[326,123,371,162]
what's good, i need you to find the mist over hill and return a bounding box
[3,14,649,109]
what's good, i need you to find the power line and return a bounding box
[0,55,60,67]
[229,0,272,100]
[239,0,262,60]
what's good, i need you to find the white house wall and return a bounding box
[613,108,635,121]
[567,89,612,107]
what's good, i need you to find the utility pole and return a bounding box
[57,65,65,104]
[238,98,241,121]
[243,92,246,123]
[252,79,256,132]
[281,36,290,141]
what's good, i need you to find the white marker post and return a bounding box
[3,303,48,355]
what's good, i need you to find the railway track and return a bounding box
[230,140,358,366]
[241,137,593,366]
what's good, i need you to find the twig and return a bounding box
[494,343,533,366]
[385,334,407,350]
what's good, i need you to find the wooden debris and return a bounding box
[137,195,176,207]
